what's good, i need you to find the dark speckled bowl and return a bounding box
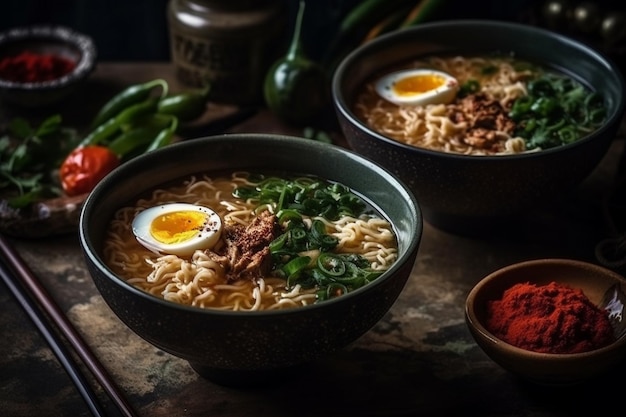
[79,134,422,387]
[332,20,625,235]
[0,25,96,107]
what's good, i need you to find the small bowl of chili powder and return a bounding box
[465,258,626,385]
[0,25,96,107]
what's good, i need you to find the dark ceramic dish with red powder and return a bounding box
[465,258,626,385]
[0,25,96,107]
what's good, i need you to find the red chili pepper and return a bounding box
[0,50,76,83]
[59,146,120,196]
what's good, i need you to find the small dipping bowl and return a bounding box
[0,25,97,107]
[465,258,626,385]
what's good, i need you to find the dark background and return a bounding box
[0,0,624,73]
[0,0,535,61]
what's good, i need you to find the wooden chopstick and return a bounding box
[0,260,107,416]
[0,234,138,417]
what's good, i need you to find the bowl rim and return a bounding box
[79,133,423,317]
[0,24,97,89]
[465,257,626,360]
[332,19,626,161]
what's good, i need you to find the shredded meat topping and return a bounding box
[205,211,282,282]
[448,93,517,152]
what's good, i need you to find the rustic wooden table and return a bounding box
[1,62,625,417]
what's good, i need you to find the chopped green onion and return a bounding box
[317,253,346,277]
[283,256,311,277]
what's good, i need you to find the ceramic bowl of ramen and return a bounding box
[79,133,422,387]
[465,258,626,385]
[332,20,625,235]
[0,25,97,107]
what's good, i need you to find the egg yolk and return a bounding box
[393,74,446,97]
[150,210,207,244]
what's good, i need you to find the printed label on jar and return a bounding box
[170,32,267,105]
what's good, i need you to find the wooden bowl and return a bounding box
[465,258,626,385]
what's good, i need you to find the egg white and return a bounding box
[131,202,222,257]
[375,69,459,107]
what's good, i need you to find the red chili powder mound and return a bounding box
[485,281,615,354]
[0,50,76,83]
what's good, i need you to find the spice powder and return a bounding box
[486,281,615,354]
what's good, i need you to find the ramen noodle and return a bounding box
[353,55,605,155]
[103,171,398,311]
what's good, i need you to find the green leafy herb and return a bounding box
[233,175,367,221]
[509,73,607,150]
[0,115,79,208]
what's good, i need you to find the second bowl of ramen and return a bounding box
[332,20,625,235]
[79,133,422,387]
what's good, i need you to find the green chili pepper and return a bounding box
[263,0,327,125]
[320,283,348,301]
[323,0,417,73]
[309,219,338,250]
[146,115,178,152]
[528,78,554,96]
[277,208,302,224]
[157,86,210,122]
[290,226,308,242]
[283,256,311,278]
[400,0,448,27]
[90,79,168,129]
[107,125,163,157]
[509,96,533,121]
[79,117,121,147]
[80,99,159,147]
[317,253,346,277]
[115,98,159,126]
[269,233,288,253]
[586,108,606,125]
[556,125,579,144]
[530,97,559,117]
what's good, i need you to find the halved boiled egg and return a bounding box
[131,203,222,257]
[374,69,459,106]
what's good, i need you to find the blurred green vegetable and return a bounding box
[59,79,210,197]
[324,0,412,71]
[263,0,327,125]
[80,80,210,156]
[157,86,210,121]
[90,78,168,129]
[400,0,448,27]
[1,78,211,208]
[0,115,79,208]
[323,0,447,72]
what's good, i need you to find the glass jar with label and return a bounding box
[167,0,285,105]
